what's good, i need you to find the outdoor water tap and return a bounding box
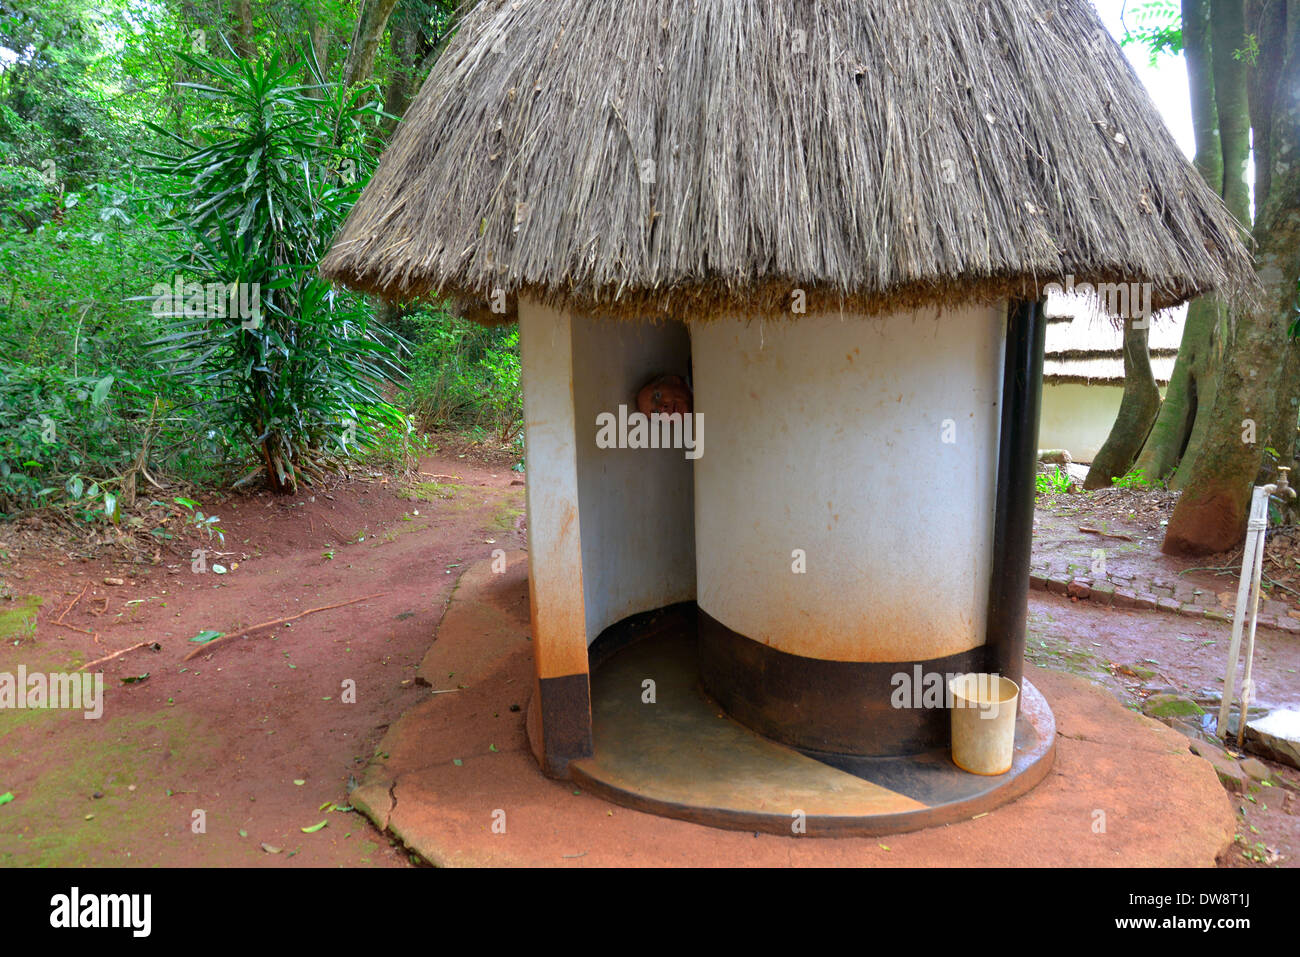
[1276,466,1296,502]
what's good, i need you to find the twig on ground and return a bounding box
[1179,565,1239,578]
[47,619,99,641]
[76,640,159,672]
[182,592,387,661]
[56,585,88,623]
[1262,575,1300,602]
[1078,526,1134,542]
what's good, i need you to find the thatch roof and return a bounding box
[1043,294,1184,386]
[321,0,1257,324]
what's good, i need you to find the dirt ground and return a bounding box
[0,446,526,866]
[1,458,1296,867]
[1034,487,1300,868]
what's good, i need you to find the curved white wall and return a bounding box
[692,304,1005,663]
[570,315,697,644]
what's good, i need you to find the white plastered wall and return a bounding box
[570,314,696,642]
[519,296,697,656]
[1037,382,1154,464]
[518,298,588,678]
[692,304,1006,663]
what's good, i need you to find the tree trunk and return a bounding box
[233,0,256,59]
[1211,0,1252,224]
[1247,0,1288,215]
[1166,312,1226,490]
[1186,0,1225,188]
[302,9,330,90]
[343,0,401,89]
[1131,299,1223,483]
[381,6,430,135]
[1128,0,1225,483]
[1164,24,1300,556]
[1254,3,1297,472]
[1158,1,1252,487]
[1084,319,1164,488]
[311,15,330,71]
[1265,346,1300,473]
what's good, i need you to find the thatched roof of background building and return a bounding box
[1043,294,1184,386]
[321,0,1257,324]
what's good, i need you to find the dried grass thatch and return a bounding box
[321,0,1258,325]
[1043,293,1185,384]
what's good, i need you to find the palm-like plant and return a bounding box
[142,48,405,493]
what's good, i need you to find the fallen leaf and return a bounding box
[301,820,328,833]
[260,843,282,854]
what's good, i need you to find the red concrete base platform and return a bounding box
[566,621,1056,837]
[348,553,1235,866]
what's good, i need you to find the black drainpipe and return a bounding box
[986,299,1047,690]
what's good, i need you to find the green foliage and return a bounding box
[402,307,523,445]
[0,0,128,181]
[0,1,502,521]
[172,495,225,543]
[142,49,409,493]
[1035,467,1071,496]
[0,180,195,516]
[1233,34,1260,67]
[1287,278,1300,339]
[1111,468,1156,490]
[1120,0,1183,64]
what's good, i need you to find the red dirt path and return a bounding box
[0,452,524,866]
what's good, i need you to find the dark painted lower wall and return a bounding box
[527,672,593,778]
[698,610,991,756]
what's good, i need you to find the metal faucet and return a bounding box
[1273,466,1296,501]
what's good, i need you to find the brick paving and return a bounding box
[1031,517,1300,635]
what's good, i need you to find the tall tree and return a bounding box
[1253,2,1300,472]
[233,0,256,59]
[1164,6,1300,555]
[1124,0,1240,487]
[343,0,401,89]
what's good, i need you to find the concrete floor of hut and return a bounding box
[567,617,1055,835]
[348,551,1234,866]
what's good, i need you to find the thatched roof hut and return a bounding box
[321,0,1255,323]
[318,1,1257,830]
